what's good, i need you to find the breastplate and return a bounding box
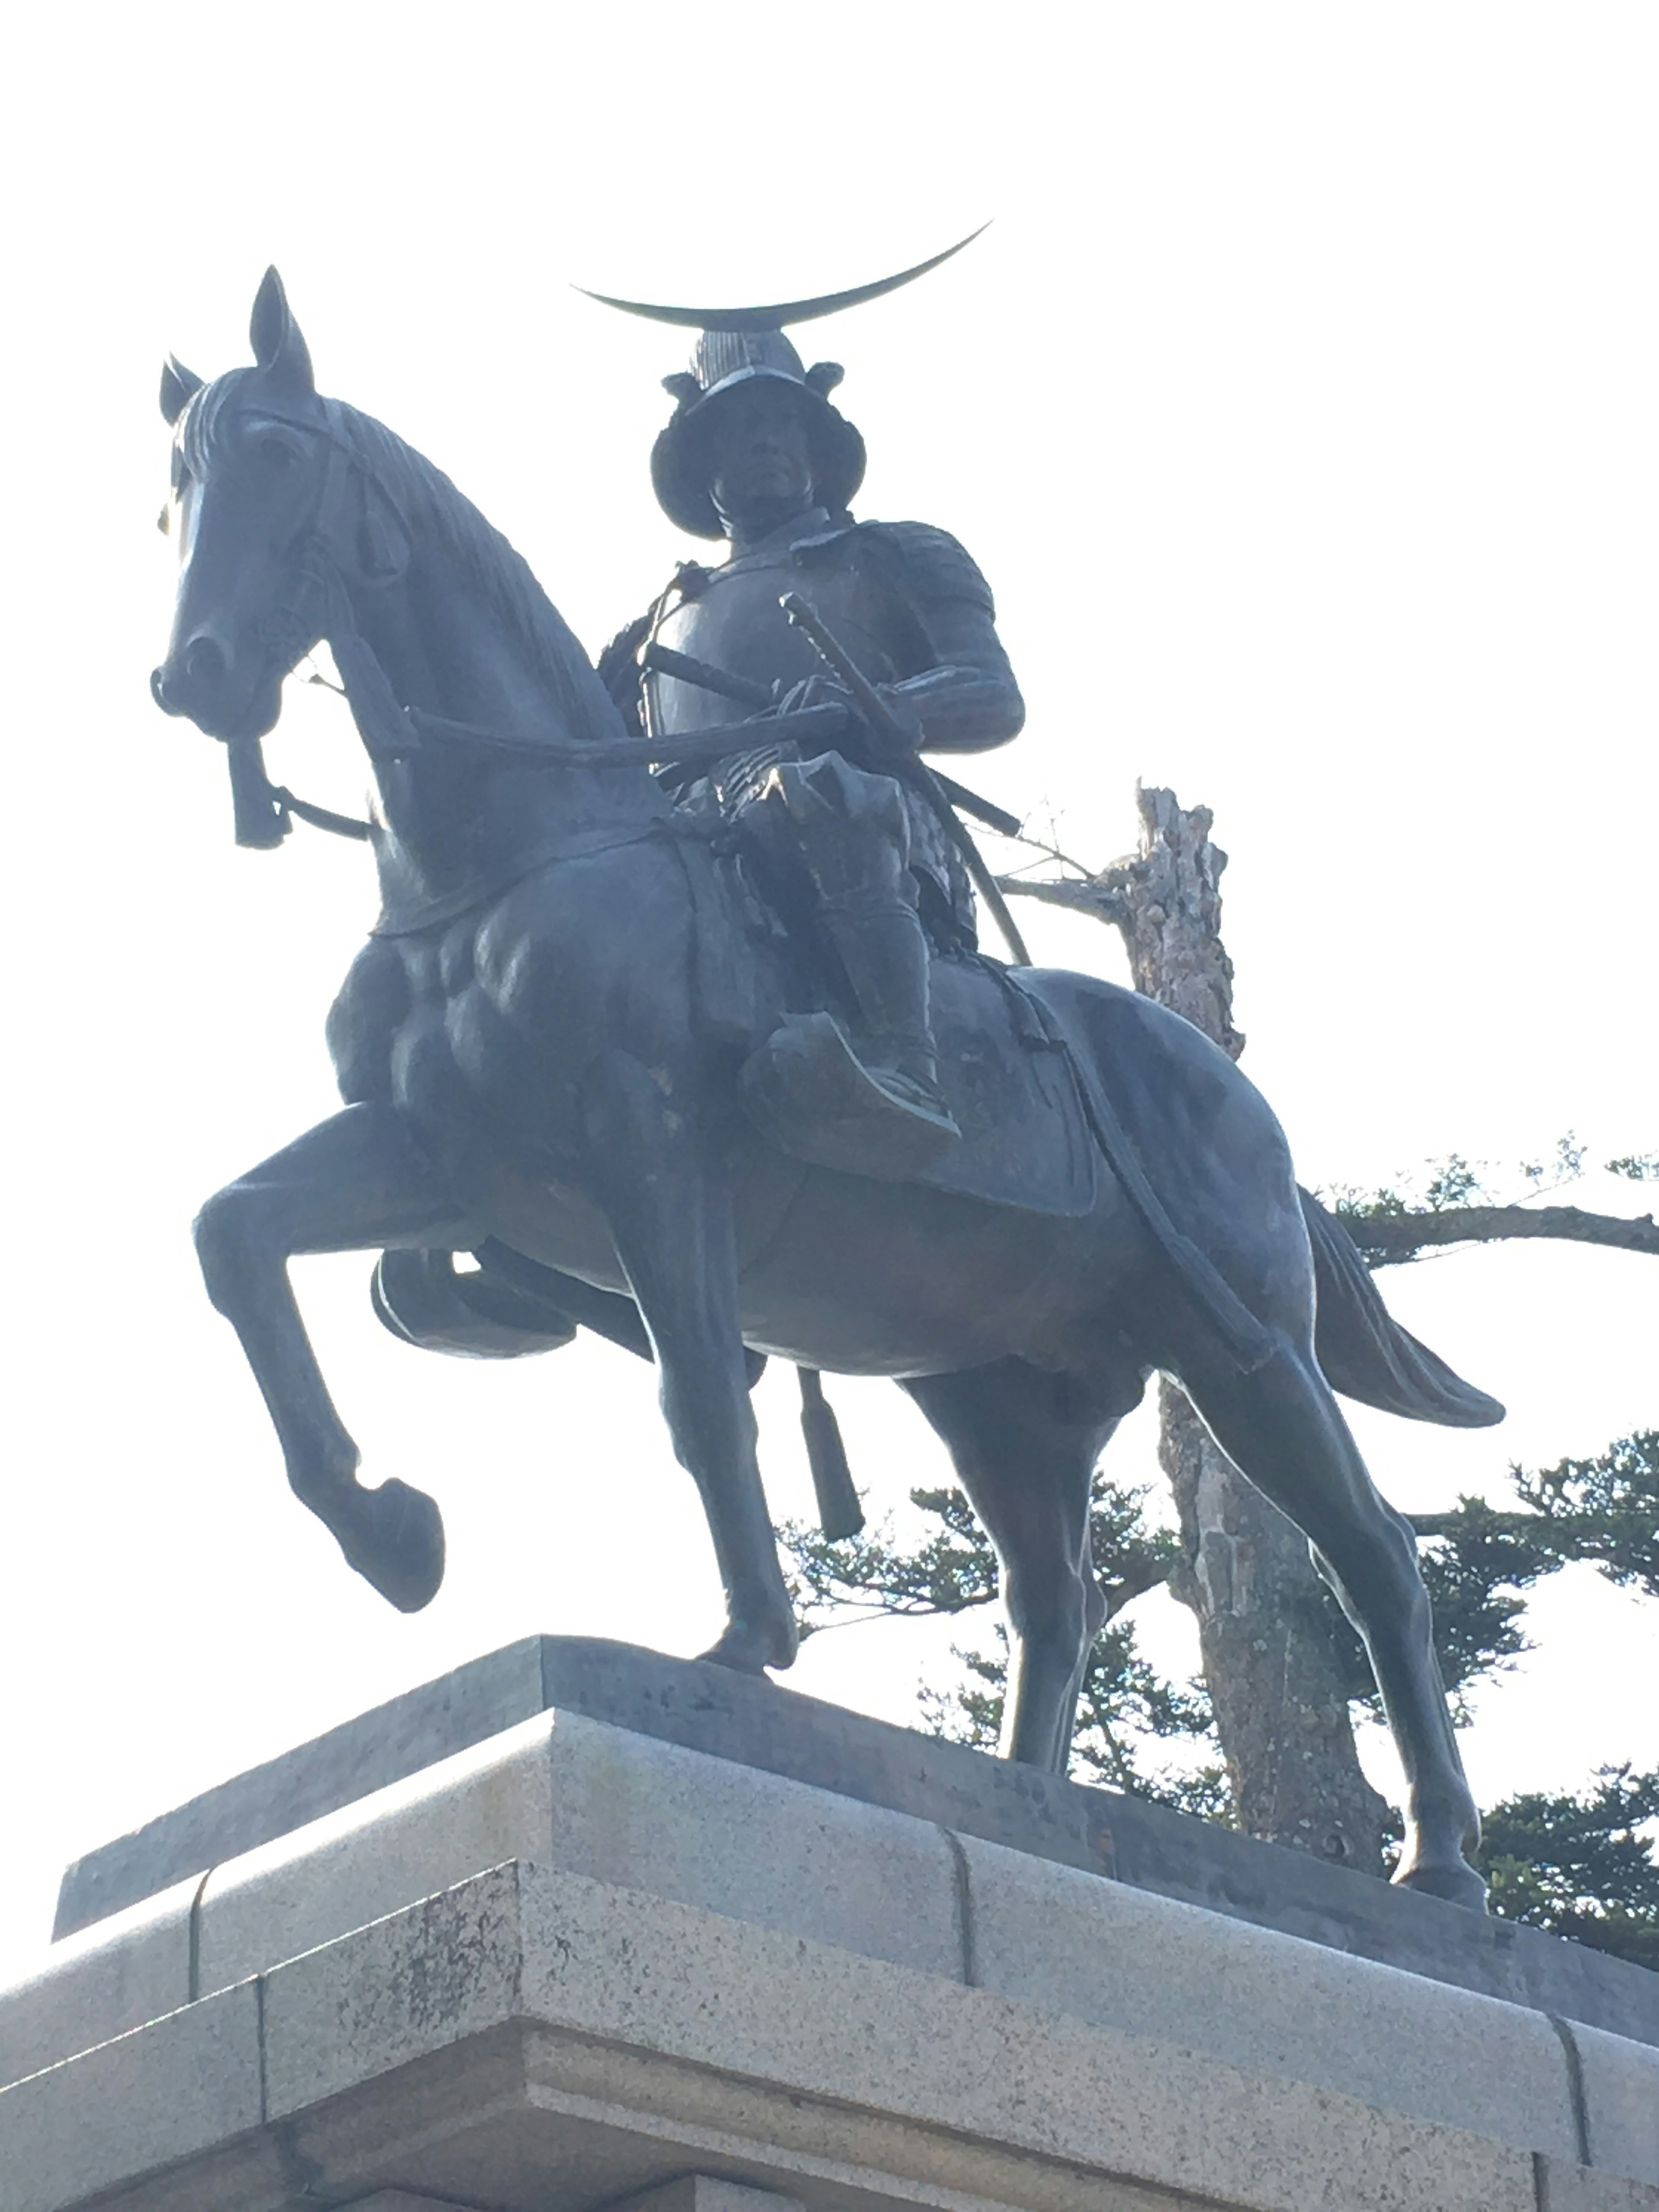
[648,542,896,737]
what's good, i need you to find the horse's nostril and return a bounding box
[184,635,228,685]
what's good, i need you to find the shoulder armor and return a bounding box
[848,520,996,620]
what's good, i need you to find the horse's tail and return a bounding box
[1301,1190,1504,1427]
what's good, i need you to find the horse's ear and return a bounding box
[249,266,314,394]
[160,355,204,425]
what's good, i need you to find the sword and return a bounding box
[776,594,1032,966]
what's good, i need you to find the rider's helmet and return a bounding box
[577,230,986,541]
[651,329,864,540]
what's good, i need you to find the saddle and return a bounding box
[682,817,1098,1218]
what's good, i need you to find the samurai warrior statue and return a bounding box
[594,248,1025,1179]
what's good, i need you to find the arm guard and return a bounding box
[852,522,1024,754]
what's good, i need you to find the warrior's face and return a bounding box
[702,381,816,539]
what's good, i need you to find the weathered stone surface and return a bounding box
[601,2179,804,2212]
[268,1863,1541,2212]
[52,1637,1659,2050]
[1573,2018,1659,2184]
[344,2196,480,2212]
[53,1640,554,1937]
[195,1712,962,2003]
[0,1875,195,2093]
[9,1697,1621,2166]
[10,1844,1641,2212]
[194,1715,556,1998]
[1536,2161,1659,2211]
[960,1829,1581,2156]
[0,1979,262,2212]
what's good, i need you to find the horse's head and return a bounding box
[152,269,386,746]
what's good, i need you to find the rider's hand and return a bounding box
[772,674,852,722]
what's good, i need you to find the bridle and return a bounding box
[182,397,416,842]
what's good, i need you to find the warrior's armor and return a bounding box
[601,324,1024,1178]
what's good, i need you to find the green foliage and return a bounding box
[1327,1131,1589,1263]
[1605,1153,1659,1182]
[1321,1437,1658,1718]
[1522,1132,1587,1185]
[781,1484,998,1630]
[1423,1154,1482,1209]
[1327,1149,1496,1227]
[1512,1430,1659,1601]
[1476,1767,1659,1972]
[1323,1495,1557,1718]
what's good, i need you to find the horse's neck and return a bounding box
[339,535,660,899]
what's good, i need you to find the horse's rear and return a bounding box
[843,963,1491,1906]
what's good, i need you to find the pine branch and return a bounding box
[1348,1202,1659,1265]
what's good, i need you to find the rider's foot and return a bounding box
[740,1011,961,1180]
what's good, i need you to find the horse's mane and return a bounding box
[336,403,624,745]
[189,371,625,749]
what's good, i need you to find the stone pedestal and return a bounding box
[3,1640,1656,2212]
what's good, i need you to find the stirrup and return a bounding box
[739,1012,961,1181]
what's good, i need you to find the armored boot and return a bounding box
[739,754,961,1180]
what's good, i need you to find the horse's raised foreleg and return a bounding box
[1177,1336,1485,1908]
[580,1048,797,1674]
[905,1359,1123,1773]
[194,1101,468,1611]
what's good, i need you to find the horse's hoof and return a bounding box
[698,1615,798,1676]
[346,1479,446,1612]
[1394,1858,1489,1913]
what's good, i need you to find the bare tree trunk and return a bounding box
[1101,787,1390,1874]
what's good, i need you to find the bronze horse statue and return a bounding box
[152,272,1501,1907]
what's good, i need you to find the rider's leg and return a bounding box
[739,752,960,1177]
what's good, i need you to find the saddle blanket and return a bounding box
[912,959,1100,1218]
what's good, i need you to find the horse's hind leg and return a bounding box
[904,1359,1123,1773]
[194,1100,469,1611]
[1176,1337,1484,1907]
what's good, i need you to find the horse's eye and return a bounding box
[261,439,299,472]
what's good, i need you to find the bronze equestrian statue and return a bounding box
[150,266,1504,1910]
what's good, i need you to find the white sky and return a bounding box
[0,3,1654,1980]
